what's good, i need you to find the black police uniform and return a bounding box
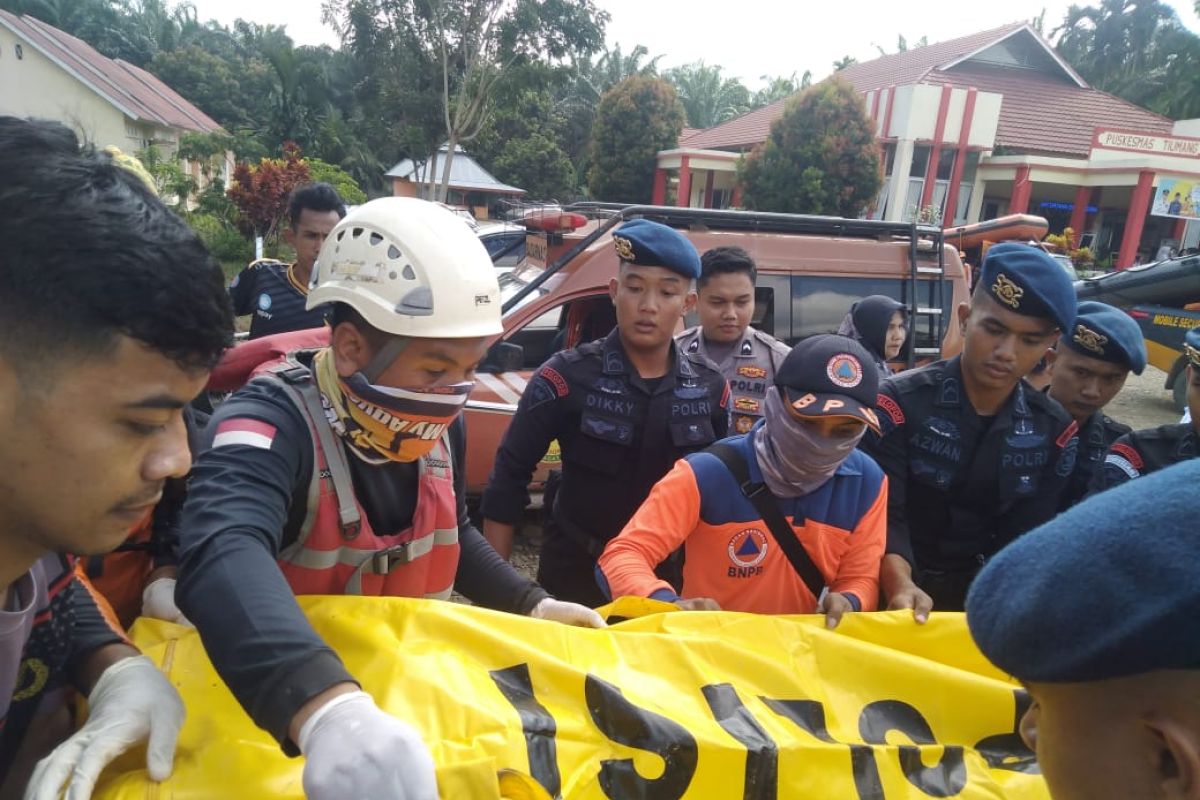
[481,329,730,606]
[1059,409,1130,509]
[1088,422,1199,494]
[861,356,1078,610]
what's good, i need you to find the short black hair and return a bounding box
[0,117,233,377]
[329,302,390,351]
[288,182,347,228]
[699,246,756,289]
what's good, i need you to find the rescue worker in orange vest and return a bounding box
[597,335,888,628]
[175,198,604,800]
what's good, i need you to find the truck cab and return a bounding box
[463,205,970,497]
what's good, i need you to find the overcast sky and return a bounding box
[190,0,1200,89]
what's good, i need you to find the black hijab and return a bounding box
[836,295,906,379]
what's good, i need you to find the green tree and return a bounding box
[1053,0,1200,118]
[588,75,685,203]
[664,61,751,128]
[304,157,368,204]
[751,72,811,109]
[832,55,858,70]
[738,78,881,217]
[493,132,576,200]
[324,0,606,202]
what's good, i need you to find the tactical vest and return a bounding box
[264,358,460,599]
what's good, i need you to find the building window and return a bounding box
[909,145,931,178]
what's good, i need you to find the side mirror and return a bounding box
[482,341,524,373]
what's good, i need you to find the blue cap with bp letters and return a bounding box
[979,243,1076,334]
[1061,301,1147,375]
[612,219,701,280]
[775,335,881,434]
[1186,324,1200,368]
[966,458,1200,683]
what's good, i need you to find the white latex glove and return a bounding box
[140,578,192,627]
[529,598,607,628]
[25,655,184,800]
[298,691,437,800]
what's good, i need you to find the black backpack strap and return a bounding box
[706,443,826,599]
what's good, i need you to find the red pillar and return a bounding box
[702,171,715,208]
[1068,186,1092,244]
[1173,216,1188,242]
[942,87,977,227]
[676,156,692,208]
[1009,165,1032,214]
[881,85,896,139]
[1117,170,1154,270]
[651,168,667,205]
[731,184,743,208]
[919,84,955,210]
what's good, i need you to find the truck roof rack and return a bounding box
[504,203,949,366]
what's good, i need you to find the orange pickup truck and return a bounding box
[463,204,970,498]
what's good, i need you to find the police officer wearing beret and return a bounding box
[1043,301,1145,508]
[677,246,790,434]
[1089,324,1200,493]
[482,219,729,606]
[966,459,1200,800]
[861,243,1079,616]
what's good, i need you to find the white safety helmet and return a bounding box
[307,197,502,339]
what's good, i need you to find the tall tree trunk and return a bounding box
[437,131,459,204]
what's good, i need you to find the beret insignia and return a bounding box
[1186,341,1200,367]
[991,273,1024,309]
[613,235,636,262]
[1072,324,1108,355]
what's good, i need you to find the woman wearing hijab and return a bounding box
[596,335,888,629]
[837,295,907,380]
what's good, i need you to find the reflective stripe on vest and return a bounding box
[264,362,461,599]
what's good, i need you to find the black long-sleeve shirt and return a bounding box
[176,371,547,751]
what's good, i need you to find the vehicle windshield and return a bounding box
[499,266,550,313]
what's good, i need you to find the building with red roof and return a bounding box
[0,10,231,194]
[655,22,1200,268]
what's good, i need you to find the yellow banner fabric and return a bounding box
[94,597,1048,799]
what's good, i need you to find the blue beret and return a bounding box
[1187,325,1200,368]
[612,219,700,279]
[966,458,1200,683]
[979,243,1076,333]
[1062,301,1147,374]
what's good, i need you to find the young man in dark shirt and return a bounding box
[862,243,1079,615]
[0,117,233,798]
[229,182,345,338]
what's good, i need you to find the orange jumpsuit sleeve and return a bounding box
[828,475,888,611]
[597,459,703,600]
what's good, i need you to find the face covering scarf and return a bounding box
[753,386,865,498]
[312,348,472,463]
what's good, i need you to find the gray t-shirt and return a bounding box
[0,558,47,720]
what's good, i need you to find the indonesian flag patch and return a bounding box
[212,418,277,450]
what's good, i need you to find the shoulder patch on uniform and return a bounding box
[1055,419,1079,449]
[1110,441,1144,471]
[877,393,904,426]
[212,418,277,450]
[538,366,569,398]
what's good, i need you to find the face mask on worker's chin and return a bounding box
[337,371,474,461]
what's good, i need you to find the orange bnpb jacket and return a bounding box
[596,431,887,614]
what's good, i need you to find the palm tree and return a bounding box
[664,61,751,129]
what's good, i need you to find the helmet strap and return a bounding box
[362,336,410,383]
